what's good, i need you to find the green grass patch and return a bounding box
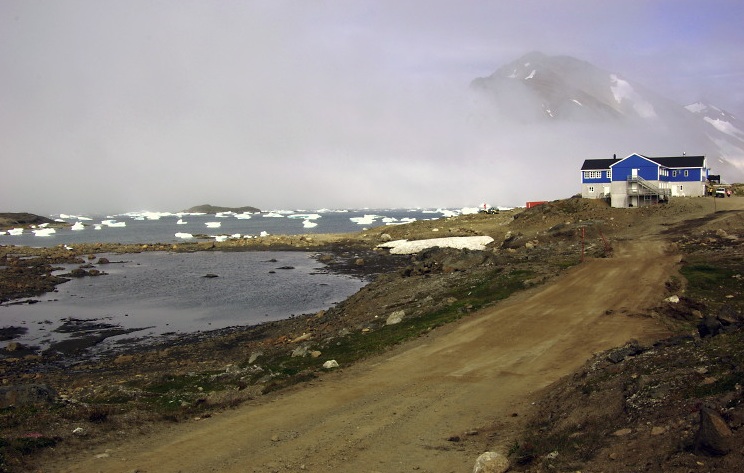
[301,267,534,368]
[681,264,733,292]
[0,435,59,471]
[692,371,744,399]
[247,267,538,393]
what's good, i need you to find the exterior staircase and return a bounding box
[626,175,671,197]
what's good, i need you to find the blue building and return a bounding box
[581,153,707,208]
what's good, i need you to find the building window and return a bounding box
[583,171,602,179]
[678,185,684,192]
[588,186,595,192]
[672,170,677,177]
[607,170,612,179]
[684,170,689,177]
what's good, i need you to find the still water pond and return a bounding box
[1,251,366,353]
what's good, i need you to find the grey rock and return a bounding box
[473,451,510,473]
[694,407,733,456]
[0,384,58,409]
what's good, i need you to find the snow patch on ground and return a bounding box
[377,236,494,255]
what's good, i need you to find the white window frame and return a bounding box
[607,170,612,179]
[684,170,689,177]
[588,186,595,192]
[583,171,602,179]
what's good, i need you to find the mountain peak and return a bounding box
[468,53,744,182]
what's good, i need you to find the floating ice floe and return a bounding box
[259,231,269,237]
[175,232,194,239]
[214,235,228,242]
[177,219,187,225]
[94,224,102,230]
[386,217,417,225]
[124,211,174,220]
[33,228,56,237]
[350,215,381,225]
[303,220,318,229]
[263,212,285,218]
[233,213,252,220]
[377,236,494,255]
[60,214,92,221]
[205,222,221,228]
[101,219,126,228]
[288,213,321,220]
[71,222,85,231]
[7,228,24,236]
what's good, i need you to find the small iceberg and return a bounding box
[234,213,252,220]
[303,219,318,229]
[386,217,417,226]
[214,235,228,242]
[259,231,269,237]
[175,232,194,239]
[177,219,187,225]
[60,214,92,221]
[7,228,24,236]
[350,215,381,225]
[205,222,221,228]
[263,212,285,218]
[71,222,85,231]
[33,228,56,237]
[102,219,126,228]
[288,213,321,220]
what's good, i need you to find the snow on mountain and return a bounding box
[685,102,744,140]
[469,52,744,182]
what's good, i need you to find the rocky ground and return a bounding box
[0,195,742,472]
[510,201,744,472]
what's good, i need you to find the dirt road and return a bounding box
[48,238,677,473]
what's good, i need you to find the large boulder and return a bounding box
[386,310,405,325]
[0,384,58,409]
[694,407,733,456]
[473,451,510,473]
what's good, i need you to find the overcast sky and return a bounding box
[2,0,743,214]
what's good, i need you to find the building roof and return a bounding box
[581,158,616,170]
[582,154,706,171]
[642,155,706,168]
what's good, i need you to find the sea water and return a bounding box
[0,208,475,248]
[0,251,366,354]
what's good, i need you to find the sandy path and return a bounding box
[49,239,676,473]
